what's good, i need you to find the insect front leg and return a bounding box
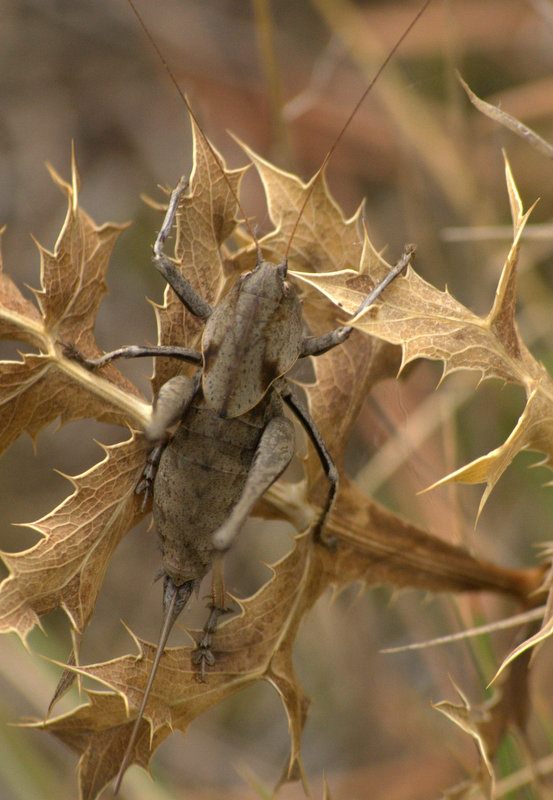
[299,244,415,359]
[278,381,339,547]
[153,176,213,320]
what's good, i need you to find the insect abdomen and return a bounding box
[153,389,281,585]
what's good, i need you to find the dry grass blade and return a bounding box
[458,72,553,160]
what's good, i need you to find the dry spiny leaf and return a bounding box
[0,150,149,453]
[289,151,553,691]
[434,679,496,800]
[1,128,546,799]
[0,436,146,643]
[432,629,535,800]
[0,152,151,652]
[293,156,553,521]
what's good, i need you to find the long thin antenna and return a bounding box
[284,0,434,260]
[125,0,259,247]
[126,0,432,266]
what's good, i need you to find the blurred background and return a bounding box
[2,1,553,798]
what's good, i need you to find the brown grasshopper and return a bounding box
[66,0,429,790]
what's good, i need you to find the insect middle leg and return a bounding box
[63,343,202,370]
[137,373,202,503]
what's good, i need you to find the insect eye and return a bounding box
[283,281,296,299]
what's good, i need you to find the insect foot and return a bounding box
[193,602,234,683]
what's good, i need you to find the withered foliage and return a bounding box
[0,123,549,799]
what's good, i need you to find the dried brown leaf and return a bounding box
[433,679,495,800]
[37,159,121,350]
[322,477,539,600]
[0,152,150,459]
[294,186,535,386]
[38,475,540,797]
[241,142,364,277]
[0,352,147,458]
[427,383,553,520]
[494,595,553,681]
[0,152,154,648]
[292,158,553,519]
[37,534,317,796]
[433,627,535,800]
[0,435,146,643]
[2,132,546,800]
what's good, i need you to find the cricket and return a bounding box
[5,0,431,792]
[65,0,434,791]
[5,2,553,797]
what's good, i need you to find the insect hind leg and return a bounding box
[193,556,233,682]
[193,604,233,682]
